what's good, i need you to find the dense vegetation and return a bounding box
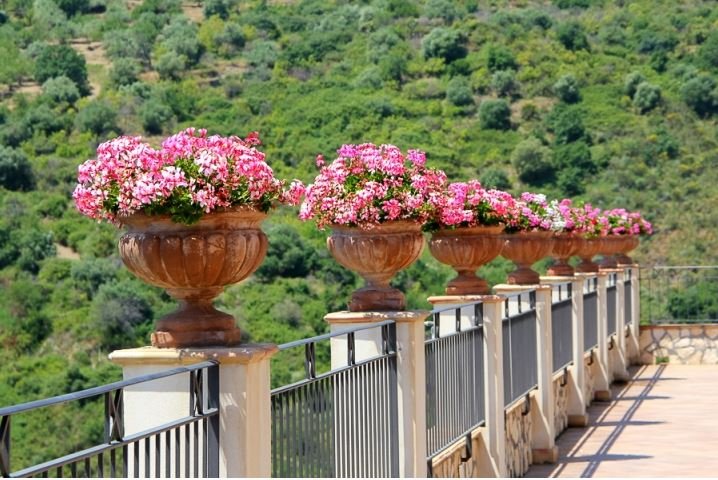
[1,0,718,469]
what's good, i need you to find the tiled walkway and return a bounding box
[528,364,718,477]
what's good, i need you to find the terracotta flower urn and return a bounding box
[428,225,504,295]
[547,233,583,276]
[501,230,554,285]
[598,235,625,270]
[118,208,268,348]
[575,237,603,273]
[327,221,423,311]
[615,235,640,265]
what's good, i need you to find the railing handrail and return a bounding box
[277,319,395,351]
[430,300,483,315]
[0,360,218,416]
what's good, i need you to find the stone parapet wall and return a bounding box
[504,396,533,477]
[640,324,718,364]
[584,352,596,405]
[429,428,490,478]
[553,375,569,437]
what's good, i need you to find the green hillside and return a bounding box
[1,0,718,469]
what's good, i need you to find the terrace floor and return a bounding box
[527,364,718,478]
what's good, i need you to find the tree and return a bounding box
[154,52,186,80]
[624,72,645,97]
[554,141,595,195]
[491,70,519,98]
[0,146,35,191]
[139,98,174,134]
[699,31,718,70]
[55,0,89,16]
[547,106,589,144]
[0,34,31,88]
[511,137,554,185]
[41,76,80,105]
[478,99,511,130]
[203,0,234,20]
[109,58,141,87]
[92,280,154,350]
[255,224,317,282]
[421,27,466,63]
[553,74,581,103]
[680,75,718,117]
[487,44,517,72]
[74,100,119,136]
[446,76,473,106]
[480,168,511,190]
[633,82,661,113]
[557,21,589,51]
[34,44,90,96]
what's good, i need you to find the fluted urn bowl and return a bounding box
[328,221,423,311]
[547,233,583,276]
[575,237,603,273]
[429,225,504,295]
[118,208,268,348]
[501,231,554,285]
[598,235,625,270]
[615,235,640,265]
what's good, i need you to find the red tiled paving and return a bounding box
[527,365,718,477]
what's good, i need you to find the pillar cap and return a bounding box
[325,310,430,325]
[540,275,578,283]
[109,343,278,366]
[493,283,552,293]
[427,294,504,305]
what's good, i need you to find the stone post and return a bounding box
[541,276,588,427]
[325,310,429,478]
[109,345,277,478]
[493,285,557,464]
[612,269,630,380]
[624,265,642,364]
[594,272,612,401]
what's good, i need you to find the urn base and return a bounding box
[547,261,575,277]
[445,273,491,295]
[151,301,242,348]
[507,265,541,285]
[349,286,406,312]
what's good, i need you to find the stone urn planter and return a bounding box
[327,221,423,311]
[428,225,504,295]
[501,231,554,285]
[118,208,268,348]
[547,233,583,276]
[598,236,624,270]
[575,237,603,273]
[615,235,640,265]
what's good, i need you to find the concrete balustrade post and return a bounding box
[613,270,630,380]
[325,310,430,478]
[594,272,612,401]
[481,296,508,477]
[109,345,277,478]
[628,265,642,364]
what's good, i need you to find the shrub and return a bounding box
[480,168,511,190]
[633,82,661,113]
[34,44,90,96]
[478,99,511,130]
[55,0,89,16]
[624,72,645,97]
[548,106,589,144]
[203,0,234,20]
[92,280,154,350]
[511,137,554,185]
[491,70,519,98]
[139,98,174,134]
[0,146,35,191]
[699,31,718,70]
[74,100,119,136]
[487,44,517,72]
[41,75,80,105]
[446,76,473,106]
[421,27,466,63]
[680,75,718,117]
[557,21,589,51]
[154,52,186,80]
[553,74,581,103]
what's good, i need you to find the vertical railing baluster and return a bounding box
[0,415,10,478]
[165,430,171,478]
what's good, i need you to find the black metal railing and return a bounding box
[607,272,617,336]
[625,269,633,326]
[424,302,485,463]
[642,266,718,324]
[583,277,598,351]
[270,321,399,478]
[0,362,220,478]
[502,291,538,407]
[551,283,573,373]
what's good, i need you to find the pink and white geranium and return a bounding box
[299,143,447,229]
[73,128,304,224]
[504,192,564,232]
[603,208,653,235]
[425,180,515,230]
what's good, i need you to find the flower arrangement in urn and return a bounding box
[500,192,562,284]
[300,143,447,311]
[425,180,515,294]
[73,128,303,348]
[599,208,653,267]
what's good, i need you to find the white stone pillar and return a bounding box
[325,310,429,478]
[628,265,642,363]
[541,276,587,427]
[492,285,557,464]
[481,296,508,477]
[109,344,277,478]
[612,269,630,380]
[594,272,612,400]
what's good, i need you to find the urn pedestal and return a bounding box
[501,231,554,285]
